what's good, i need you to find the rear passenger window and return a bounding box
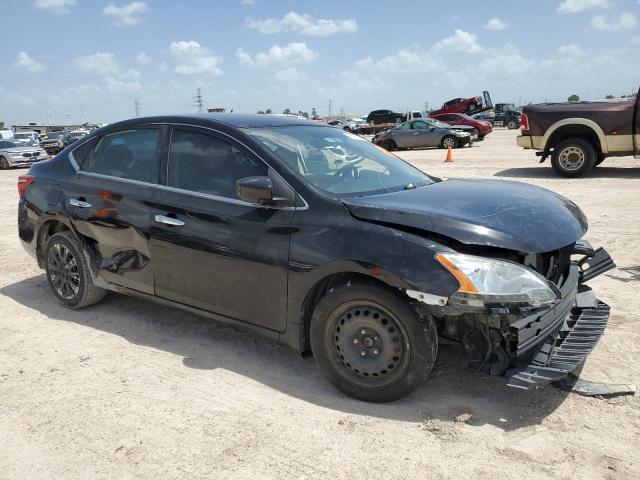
[82,129,160,183]
[167,128,267,199]
[71,138,97,168]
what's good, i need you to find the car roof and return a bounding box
[102,113,322,130]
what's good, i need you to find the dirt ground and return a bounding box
[1,129,638,479]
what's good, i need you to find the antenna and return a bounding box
[134,100,142,118]
[194,88,203,112]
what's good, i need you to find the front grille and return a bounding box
[22,153,32,158]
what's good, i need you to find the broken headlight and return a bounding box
[436,252,557,309]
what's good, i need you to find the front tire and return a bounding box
[310,281,438,402]
[381,140,396,151]
[441,135,458,149]
[551,138,596,178]
[0,156,10,169]
[506,119,518,129]
[45,231,107,309]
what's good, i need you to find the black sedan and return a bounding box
[18,114,614,401]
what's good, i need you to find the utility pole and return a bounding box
[134,100,141,118]
[194,88,203,113]
[424,101,429,112]
[327,98,332,117]
[80,105,89,124]
[64,112,71,124]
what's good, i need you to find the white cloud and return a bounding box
[32,0,76,14]
[246,11,357,36]
[136,51,151,65]
[241,0,255,4]
[74,52,119,75]
[483,18,508,30]
[169,41,223,76]
[274,67,305,83]
[591,12,637,31]
[236,43,317,68]
[15,51,46,73]
[557,0,611,14]
[104,77,141,92]
[434,29,483,53]
[102,1,148,27]
[557,44,586,57]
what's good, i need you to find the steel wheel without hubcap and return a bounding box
[47,242,81,300]
[558,146,585,172]
[324,301,410,389]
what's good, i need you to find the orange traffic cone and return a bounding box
[445,146,453,162]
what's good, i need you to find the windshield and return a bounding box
[247,126,434,196]
[44,132,64,139]
[14,133,31,139]
[0,141,20,149]
[428,118,450,128]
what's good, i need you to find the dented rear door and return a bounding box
[65,126,163,294]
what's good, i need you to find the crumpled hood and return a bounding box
[343,179,588,253]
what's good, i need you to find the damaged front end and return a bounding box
[410,240,615,390]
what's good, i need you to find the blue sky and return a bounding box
[1,0,639,125]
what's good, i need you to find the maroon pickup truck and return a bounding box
[517,87,639,177]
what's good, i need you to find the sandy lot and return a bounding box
[1,129,638,479]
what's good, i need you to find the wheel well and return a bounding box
[546,125,601,154]
[299,272,402,353]
[36,220,70,267]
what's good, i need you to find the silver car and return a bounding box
[0,140,49,169]
[373,119,473,151]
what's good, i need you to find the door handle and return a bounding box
[154,214,185,226]
[69,198,92,208]
[412,132,421,135]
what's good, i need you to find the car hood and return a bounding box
[0,146,41,153]
[342,179,588,253]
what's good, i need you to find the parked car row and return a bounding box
[0,128,90,169]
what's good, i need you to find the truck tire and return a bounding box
[310,281,438,402]
[506,119,519,129]
[595,153,606,166]
[551,138,596,178]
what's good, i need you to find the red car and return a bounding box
[431,96,482,115]
[430,112,493,139]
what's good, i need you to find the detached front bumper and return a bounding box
[506,247,614,390]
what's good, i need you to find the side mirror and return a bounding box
[236,176,273,204]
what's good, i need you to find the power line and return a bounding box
[194,88,203,112]
[134,100,142,118]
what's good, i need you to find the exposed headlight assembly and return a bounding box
[436,252,557,309]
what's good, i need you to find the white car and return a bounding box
[13,131,40,147]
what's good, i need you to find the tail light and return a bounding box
[18,175,34,198]
[520,114,529,130]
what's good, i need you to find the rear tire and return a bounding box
[45,231,107,309]
[0,156,10,169]
[506,119,518,129]
[310,281,437,402]
[551,138,596,178]
[441,136,458,149]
